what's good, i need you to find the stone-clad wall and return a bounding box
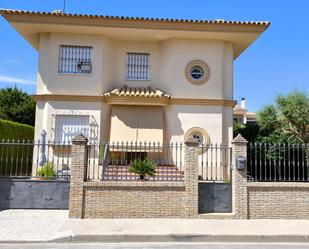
[69,134,199,219]
[83,181,185,218]
[247,182,309,219]
[69,134,309,219]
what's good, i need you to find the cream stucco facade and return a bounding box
[1,10,269,147]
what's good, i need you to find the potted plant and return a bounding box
[37,162,56,180]
[129,158,156,180]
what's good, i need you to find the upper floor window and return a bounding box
[58,45,93,74]
[125,52,150,80]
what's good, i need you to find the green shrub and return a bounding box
[0,119,34,176]
[37,162,56,178]
[0,119,34,140]
[129,158,156,180]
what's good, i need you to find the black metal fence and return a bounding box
[86,142,232,182]
[0,139,71,180]
[87,142,185,181]
[0,139,232,182]
[199,144,232,182]
[247,143,309,182]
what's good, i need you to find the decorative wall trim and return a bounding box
[33,94,103,102]
[170,98,236,107]
[33,94,236,107]
[184,127,211,153]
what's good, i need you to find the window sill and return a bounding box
[124,79,151,81]
[58,73,93,76]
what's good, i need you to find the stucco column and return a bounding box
[231,134,248,219]
[184,140,199,218]
[69,133,88,219]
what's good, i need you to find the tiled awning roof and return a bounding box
[0,9,270,27]
[103,86,172,99]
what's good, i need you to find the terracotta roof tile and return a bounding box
[103,86,172,99]
[0,9,270,27]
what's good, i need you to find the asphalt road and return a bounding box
[1,243,309,249]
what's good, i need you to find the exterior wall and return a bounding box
[164,105,224,144]
[38,33,109,95]
[231,136,309,220]
[0,179,69,210]
[69,137,199,219]
[159,39,233,100]
[83,182,186,218]
[36,33,234,150]
[34,101,102,141]
[37,34,233,100]
[248,182,309,219]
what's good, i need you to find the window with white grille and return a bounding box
[55,115,90,144]
[58,45,93,74]
[125,52,150,80]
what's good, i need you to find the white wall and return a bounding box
[34,101,103,142]
[35,33,234,145]
[37,34,234,100]
[164,105,224,144]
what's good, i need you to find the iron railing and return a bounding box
[199,144,232,182]
[0,139,232,182]
[0,139,71,180]
[87,142,185,181]
[86,142,232,182]
[247,143,309,182]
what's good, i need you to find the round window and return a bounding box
[189,132,204,145]
[184,127,210,153]
[190,65,205,80]
[185,60,210,85]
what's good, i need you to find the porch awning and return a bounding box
[103,86,172,106]
[109,106,163,148]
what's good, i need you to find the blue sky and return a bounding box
[0,0,308,111]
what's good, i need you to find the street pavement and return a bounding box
[1,243,309,249]
[2,210,309,243]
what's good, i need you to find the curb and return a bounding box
[1,234,309,244]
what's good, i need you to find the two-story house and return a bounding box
[1,10,269,150]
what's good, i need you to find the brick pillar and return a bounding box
[69,133,88,219]
[184,140,199,218]
[231,134,248,219]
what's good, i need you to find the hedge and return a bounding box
[0,119,34,140]
[0,119,34,176]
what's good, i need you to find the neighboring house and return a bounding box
[233,98,257,125]
[1,10,268,148]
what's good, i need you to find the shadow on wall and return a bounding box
[48,102,100,143]
[164,105,224,143]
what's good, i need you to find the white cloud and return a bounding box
[0,75,36,85]
[2,59,21,65]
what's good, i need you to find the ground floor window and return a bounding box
[55,115,90,143]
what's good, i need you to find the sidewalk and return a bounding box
[1,209,309,243]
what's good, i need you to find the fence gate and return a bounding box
[198,145,232,213]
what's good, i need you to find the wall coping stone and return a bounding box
[72,133,88,144]
[232,134,248,144]
[84,180,185,188]
[247,182,309,188]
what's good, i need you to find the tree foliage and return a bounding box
[0,87,35,126]
[257,91,309,144]
[234,91,309,144]
[233,122,260,142]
